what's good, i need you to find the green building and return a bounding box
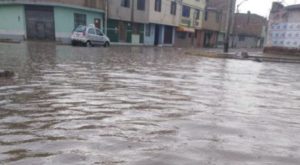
[0,1,105,43]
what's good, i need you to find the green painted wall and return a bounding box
[139,25,144,44]
[107,19,144,43]
[54,6,104,33]
[0,5,25,33]
[126,23,132,43]
[107,19,119,42]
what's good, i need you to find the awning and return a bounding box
[176,26,195,33]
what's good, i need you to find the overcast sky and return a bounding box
[237,0,299,17]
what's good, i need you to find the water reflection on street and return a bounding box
[0,42,300,165]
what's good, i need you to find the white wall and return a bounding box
[144,24,155,45]
[268,22,300,48]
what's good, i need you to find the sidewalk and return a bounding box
[185,48,300,63]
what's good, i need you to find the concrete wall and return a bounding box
[202,9,221,32]
[108,0,148,23]
[174,32,194,47]
[108,0,181,26]
[0,5,26,42]
[108,0,178,45]
[54,6,104,43]
[207,0,229,33]
[181,0,206,29]
[231,35,260,48]
[148,0,180,26]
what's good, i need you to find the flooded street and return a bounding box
[0,42,300,165]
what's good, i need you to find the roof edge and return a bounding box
[0,1,105,13]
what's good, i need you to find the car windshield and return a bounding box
[96,29,104,36]
[74,26,86,32]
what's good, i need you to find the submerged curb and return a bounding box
[185,51,300,64]
[0,70,15,78]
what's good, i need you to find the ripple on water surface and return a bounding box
[0,43,300,165]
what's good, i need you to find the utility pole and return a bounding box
[131,0,135,23]
[237,0,248,13]
[224,0,236,53]
[105,0,108,35]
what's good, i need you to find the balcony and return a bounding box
[181,18,192,27]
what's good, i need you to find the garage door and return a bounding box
[25,5,55,40]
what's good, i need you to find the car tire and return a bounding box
[104,42,110,48]
[86,41,92,47]
[71,41,76,46]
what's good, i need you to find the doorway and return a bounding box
[25,5,55,40]
[154,25,160,46]
[204,32,212,47]
[164,26,173,44]
[118,22,127,42]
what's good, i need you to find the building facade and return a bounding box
[0,0,105,43]
[146,0,180,46]
[265,2,300,54]
[231,12,267,48]
[205,0,229,48]
[197,7,222,48]
[174,0,206,47]
[107,0,146,44]
[107,0,180,46]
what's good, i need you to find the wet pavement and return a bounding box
[0,42,300,165]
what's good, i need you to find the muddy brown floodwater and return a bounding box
[0,42,300,165]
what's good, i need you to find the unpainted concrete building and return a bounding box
[231,12,267,48]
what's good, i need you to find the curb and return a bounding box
[185,51,300,64]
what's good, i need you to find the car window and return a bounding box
[96,29,103,36]
[88,28,96,35]
[74,26,86,32]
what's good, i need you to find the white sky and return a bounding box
[237,0,299,17]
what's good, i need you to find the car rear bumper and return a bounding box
[71,39,87,46]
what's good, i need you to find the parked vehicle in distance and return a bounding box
[71,25,110,47]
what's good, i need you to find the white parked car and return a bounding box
[71,25,110,47]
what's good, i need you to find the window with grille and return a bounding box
[74,13,86,28]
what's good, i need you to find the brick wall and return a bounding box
[233,13,267,37]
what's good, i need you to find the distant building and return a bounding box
[231,12,267,48]
[107,0,180,46]
[204,0,229,48]
[265,2,300,54]
[0,0,105,43]
[197,7,223,48]
[174,0,206,47]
